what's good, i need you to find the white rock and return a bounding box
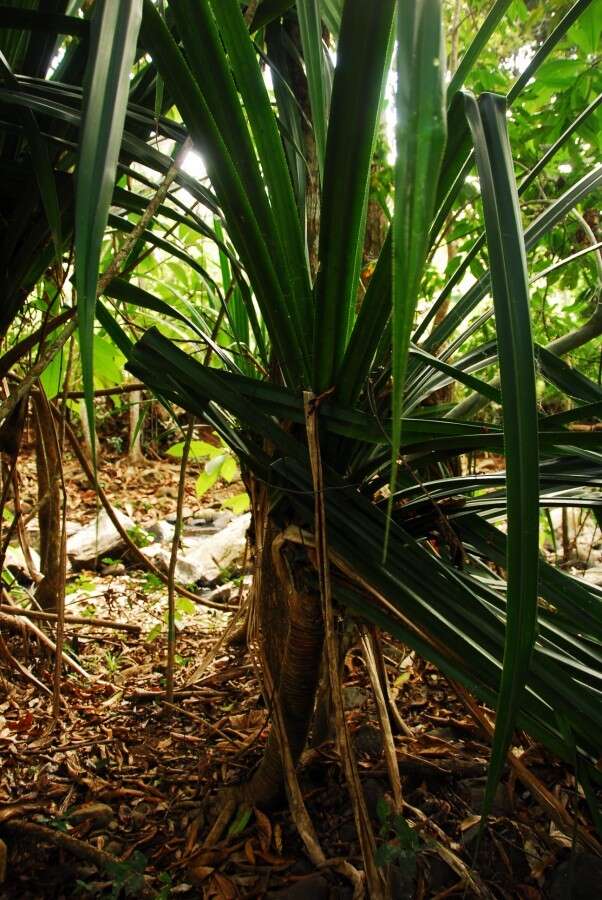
[148,519,176,544]
[142,513,250,585]
[5,544,41,580]
[67,509,134,566]
[584,567,602,587]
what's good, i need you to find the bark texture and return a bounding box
[32,391,62,611]
[243,485,324,807]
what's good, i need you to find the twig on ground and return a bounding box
[361,626,403,812]
[202,794,237,848]
[369,626,413,737]
[183,567,250,688]
[0,609,90,680]
[0,603,140,634]
[0,629,51,695]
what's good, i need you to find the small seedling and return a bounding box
[145,623,162,643]
[104,650,122,674]
[375,798,421,872]
[221,492,250,514]
[127,524,152,548]
[156,871,173,899]
[145,596,197,642]
[228,805,252,837]
[66,575,97,595]
[142,572,164,593]
[104,849,148,898]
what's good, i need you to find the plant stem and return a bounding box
[166,415,194,703]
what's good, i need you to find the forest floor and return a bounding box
[0,448,601,899]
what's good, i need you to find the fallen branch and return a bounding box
[360,626,403,812]
[368,625,413,737]
[0,604,140,634]
[183,574,250,688]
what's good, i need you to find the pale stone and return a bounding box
[142,513,250,585]
[67,509,135,566]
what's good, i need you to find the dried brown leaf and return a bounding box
[253,807,271,852]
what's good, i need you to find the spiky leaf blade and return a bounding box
[75,0,142,462]
[390,0,446,532]
[464,90,540,819]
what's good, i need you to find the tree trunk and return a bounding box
[128,388,144,462]
[78,399,100,460]
[242,484,324,808]
[32,391,62,611]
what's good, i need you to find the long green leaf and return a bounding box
[465,91,539,820]
[297,0,328,179]
[535,345,602,403]
[207,0,312,346]
[319,0,344,36]
[248,0,295,32]
[0,7,88,41]
[313,0,395,391]
[0,50,62,263]
[389,0,446,530]
[141,0,306,385]
[75,0,142,464]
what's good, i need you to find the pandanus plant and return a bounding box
[4,0,602,877]
[124,0,602,822]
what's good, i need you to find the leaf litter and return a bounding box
[0,449,600,898]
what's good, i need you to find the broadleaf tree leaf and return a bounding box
[167,440,222,460]
[221,493,250,514]
[221,455,238,482]
[196,468,219,497]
